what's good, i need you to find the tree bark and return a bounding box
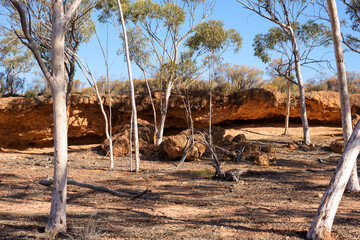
[288,29,311,145]
[284,80,291,135]
[156,80,173,145]
[46,0,69,233]
[9,0,82,235]
[47,86,68,234]
[307,120,360,239]
[326,0,360,192]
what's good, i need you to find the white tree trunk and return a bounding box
[116,0,140,171]
[46,0,69,233]
[46,87,68,233]
[10,0,81,235]
[284,80,291,135]
[156,80,173,145]
[289,30,311,145]
[307,120,360,239]
[326,0,360,192]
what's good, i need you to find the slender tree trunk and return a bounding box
[46,1,68,232]
[289,30,311,145]
[47,87,68,233]
[129,110,134,172]
[116,0,140,171]
[307,120,360,239]
[209,57,215,146]
[156,80,173,145]
[326,0,360,192]
[284,80,291,135]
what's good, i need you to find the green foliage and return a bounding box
[118,25,151,70]
[161,3,186,30]
[342,0,360,53]
[130,0,161,22]
[253,21,331,64]
[215,63,264,90]
[96,0,131,23]
[186,20,242,54]
[0,32,35,96]
[193,168,215,179]
[305,71,360,93]
[24,90,37,98]
[344,0,360,32]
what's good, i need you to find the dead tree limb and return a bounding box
[39,179,151,198]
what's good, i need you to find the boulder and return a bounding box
[232,134,247,143]
[101,119,155,157]
[252,152,270,167]
[222,135,234,145]
[330,140,344,154]
[160,130,206,161]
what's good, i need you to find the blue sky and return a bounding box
[75,0,360,87]
[1,0,359,88]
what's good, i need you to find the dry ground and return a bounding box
[0,124,359,239]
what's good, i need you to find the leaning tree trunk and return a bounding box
[289,30,311,145]
[156,80,173,145]
[326,0,360,192]
[307,120,360,239]
[116,0,140,171]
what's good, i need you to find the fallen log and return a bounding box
[39,179,151,198]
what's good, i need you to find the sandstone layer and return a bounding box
[1,89,359,149]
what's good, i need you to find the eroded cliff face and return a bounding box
[0,89,358,149]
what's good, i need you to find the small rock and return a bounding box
[232,134,247,143]
[262,144,275,153]
[330,140,344,154]
[223,135,234,145]
[253,152,270,167]
[287,142,297,150]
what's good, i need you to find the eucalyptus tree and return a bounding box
[328,0,360,192]
[185,19,242,145]
[238,0,334,145]
[97,0,216,145]
[0,32,35,95]
[341,0,360,54]
[6,0,82,235]
[308,1,360,237]
[116,0,141,171]
[2,0,95,100]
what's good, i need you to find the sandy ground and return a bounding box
[0,124,359,240]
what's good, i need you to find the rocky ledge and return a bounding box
[0,89,359,149]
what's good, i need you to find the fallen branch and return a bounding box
[317,154,342,163]
[218,168,340,181]
[39,179,151,198]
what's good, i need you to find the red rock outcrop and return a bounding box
[1,89,359,149]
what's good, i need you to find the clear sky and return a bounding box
[75,0,360,87]
[1,0,359,87]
